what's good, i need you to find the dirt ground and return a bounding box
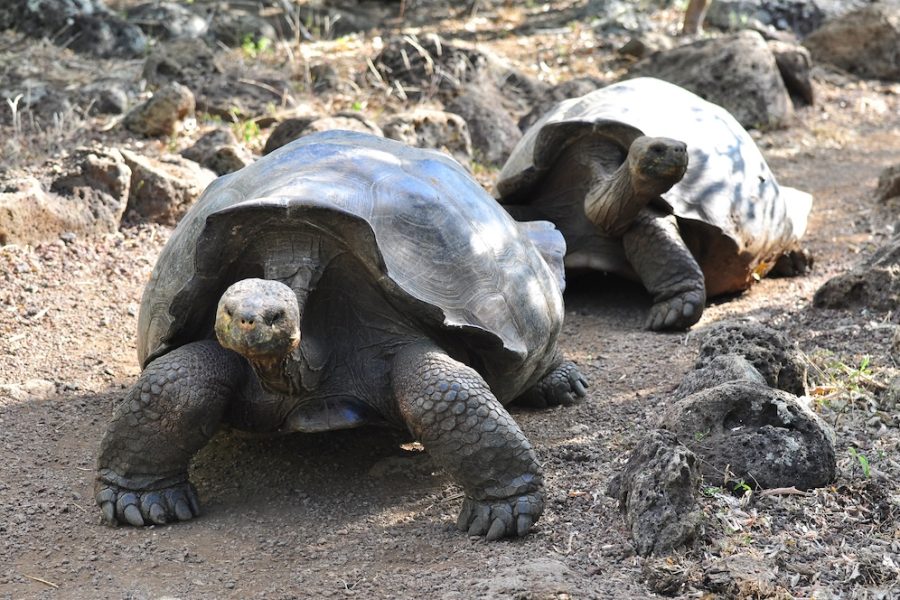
[1,2,899,598]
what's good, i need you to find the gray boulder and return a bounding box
[1,147,130,245]
[123,82,196,138]
[768,39,814,106]
[0,0,147,57]
[695,320,808,396]
[126,1,208,40]
[607,430,702,556]
[628,30,793,128]
[814,234,900,313]
[121,150,216,225]
[181,128,254,176]
[661,381,836,490]
[705,0,835,37]
[676,354,767,399]
[262,114,383,155]
[382,109,473,167]
[446,84,522,167]
[517,76,605,131]
[875,163,900,202]
[803,3,900,82]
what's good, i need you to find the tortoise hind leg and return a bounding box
[623,207,706,331]
[96,340,248,526]
[391,343,543,540]
[515,358,588,408]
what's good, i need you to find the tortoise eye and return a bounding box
[267,310,285,325]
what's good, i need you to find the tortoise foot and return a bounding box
[518,360,588,408]
[456,491,544,541]
[646,286,705,331]
[96,477,200,527]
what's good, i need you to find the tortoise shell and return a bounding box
[137,130,565,401]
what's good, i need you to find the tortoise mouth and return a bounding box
[215,312,300,361]
[214,278,301,362]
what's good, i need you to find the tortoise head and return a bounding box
[627,136,688,197]
[215,279,301,365]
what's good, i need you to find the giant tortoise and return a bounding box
[497,77,813,330]
[95,130,587,540]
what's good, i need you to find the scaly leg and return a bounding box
[623,207,706,330]
[95,340,247,526]
[392,343,544,540]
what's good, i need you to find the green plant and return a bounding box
[732,480,752,496]
[241,34,272,59]
[808,351,883,411]
[848,447,871,478]
[702,486,723,497]
[234,119,261,144]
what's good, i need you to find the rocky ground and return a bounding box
[1,1,899,598]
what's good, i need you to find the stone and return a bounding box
[628,30,792,128]
[381,109,473,167]
[695,320,808,396]
[768,39,814,106]
[79,80,130,115]
[142,38,222,89]
[676,354,767,399]
[208,9,277,47]
[702,553,780,597]
[0,0,147,58]
[661,381,837,490]
[262,114,382,155]
[51,146,131,210]
[0,379,56,402]
[813,234,900,313]
[705,0,835,37]
[517,76,606,131]
[123,82,196,138]
[875,163,900,202]
[370,34,493,100]
[120,150,216,225]
[803,4,900,82]
[607,430,702,556]
[126,1,208,40]
[446,84,522,167]
[0,173,124,246]
[181,128,253,176]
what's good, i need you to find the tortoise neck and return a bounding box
[248,351,303,395]
[584,161,658,237]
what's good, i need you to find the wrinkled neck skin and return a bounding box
[246,347,307,396]
[584,160,655,237]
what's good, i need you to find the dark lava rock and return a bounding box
[661,381,836,490]
[814,235,900,313]
[607,429,702,557]
[695,320,808,396]
[803,3,900,82]
[628,30,792,128]
[676,354,767,399]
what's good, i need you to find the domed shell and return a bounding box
[138,130,565,396]
[498,77,813,289]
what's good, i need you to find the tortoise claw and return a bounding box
[516,360,588,408]
[646,287,704,331]
[95,480,200,527]
[457,492,543,540]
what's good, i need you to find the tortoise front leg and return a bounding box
[96,340,248,526]
[391,343,543,540]
[623,207,706,330]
